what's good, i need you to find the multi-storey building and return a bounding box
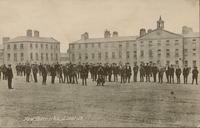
[69,17,200,68]
[0,44,3,65]
[3,29,60,65]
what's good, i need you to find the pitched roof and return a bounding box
[182,32,200,38]
[7,36,59,43]
[72,36,138,44]
[137,29,183,40]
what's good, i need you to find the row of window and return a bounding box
[7,53,58,61]
[7,43,59,50]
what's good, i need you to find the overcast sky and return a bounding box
[0,0,199,52]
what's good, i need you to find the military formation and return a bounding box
[0,62,199,89]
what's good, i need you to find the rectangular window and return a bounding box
[51,45,53,49]
[41,44,43,49]
[79,44,81,49]
[112,52,115,59]
[184,49,188,56]
[7,44,10,50]
[105,52,108,59]
[175,60,179,65]
[35,44,38,49]
[92,53,95,59]
[21,53,24,61]
[14,44,17,50]
[92,44,94,48]
[149,50,153,58]
[133,51,137,58]
[85,44,88,48]
[79,53,81,60]
[140,50,144,57]
[14,53,17,61]
[192,39,196,41]
[46,44,48,49]
[193,60,196,66]
[30,44,33,49]
[126,51,130,59]
[46,53,48,61]
[7,53,10,61]
[41,53,43,60]
[126,42,129,48]
[133,43,137,47]
[20,44,24,49]
[36,53,39,61]
[72,53,75,61]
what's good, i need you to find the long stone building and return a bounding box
[3,29,60,65]
[69,17,200,68]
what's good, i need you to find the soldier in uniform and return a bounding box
[169,65,175,84]
[107,64,112,82]
[80,63,88,86]
[165,65,170,83]
[126,63,132,83]
[97,65,105,86]
[192,66,198,85]
[183,65,189,84]
[133,63,139,82]
[32,64,38,83]
[41,64,48,85]
[145,63,151,82]
[50,64,56,84]
[7,64,14,89]
[140,63,145,82]
[113,64,119,82]
[175,66,181,84]
[152,63,158,82]
[25,63,31,82]
[158,66,165,84]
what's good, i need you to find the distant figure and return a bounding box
[7,64,13,89]
[133,63,139,82]
[25,63,31,82]
[175,66,181,84]
[41,65,48,85]
[183,66,189,84]
[32,64,38,83]
[192,67,198,85]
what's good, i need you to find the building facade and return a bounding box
[60,52,70,64]
[69,17,200,68]
[0,45,3,65]
[3,29,60,65]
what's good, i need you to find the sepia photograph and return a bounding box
[0,0,199,127]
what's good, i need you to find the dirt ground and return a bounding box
[0,76,200,127]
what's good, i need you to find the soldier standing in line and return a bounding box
[32,64,38,83]
[169,64,175,84]
[140,63,145,82]
[80,63,88,86]
[165,65,170,83]
[97,65,105,86]
[42,64,48,85]
[50,64,56,84]
[145,63,151,82]
[107,64,112,82]
[126,63,132,83]
[192,66,198,85]
[7,64,14,89]
[183,65,189,84]
[175,65,181,84]
[133,63,139,82]
[158,66,165,84]
[113,64,118,82]
[25,63,31,82]
[152,63,158,82]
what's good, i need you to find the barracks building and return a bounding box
[69,17,200,68]
[2,29,60,65]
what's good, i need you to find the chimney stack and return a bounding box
[81,32,89,40]
[182,26,193,34]
[34,30,39,37]
[104,30,111,38]
[113,31,118,37]
[140,28,146,37]
[26,29,32,37]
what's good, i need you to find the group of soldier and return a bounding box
[0,62,199,89]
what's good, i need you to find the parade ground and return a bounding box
[0,76,200,127]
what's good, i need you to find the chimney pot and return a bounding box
[26,29,32,37]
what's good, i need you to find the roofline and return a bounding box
[7,41,60,43]
[137,28,183,40]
